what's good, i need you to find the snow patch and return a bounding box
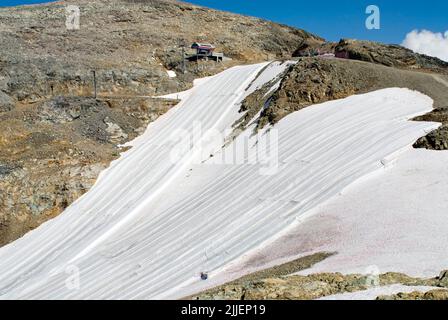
[0,62,439,300]
[166,70,177,78]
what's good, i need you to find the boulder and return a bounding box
[438,270,448,287]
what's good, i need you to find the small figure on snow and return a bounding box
[200,272,208,280]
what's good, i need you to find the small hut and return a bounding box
[190,42,223,62]
[191,43,215,56]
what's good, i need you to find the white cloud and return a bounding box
[402,29,448,62]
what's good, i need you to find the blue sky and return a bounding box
[186,0,448,44]
[1,0,447,44]
[0,0,51,6]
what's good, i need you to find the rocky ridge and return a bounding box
[377,289,448,300]
[0,0,321,104]
[334,39,448,73]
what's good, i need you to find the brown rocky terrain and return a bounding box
[0,95,175,245]
[0,0,321,246]
[292,38,448,73]
[334,39,448,73]
[0,0,321,102]
[377,289,448,300]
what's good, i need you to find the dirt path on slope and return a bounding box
[431,74,448,88]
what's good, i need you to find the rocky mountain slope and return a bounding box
[1,0,448,301]
[1,0,321,102]
[293,38,448,73]
[0,0,321,246]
